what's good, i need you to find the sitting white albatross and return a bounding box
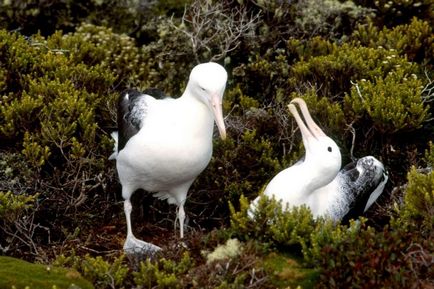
[109,62,228,253]
[252,98,388,221]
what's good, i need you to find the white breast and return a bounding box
[116,97,214,192]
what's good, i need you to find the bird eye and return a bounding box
[327,147,332,152]
[199,87,206,91]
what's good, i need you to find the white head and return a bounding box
[187,62,228,139]
[288,98,341,188]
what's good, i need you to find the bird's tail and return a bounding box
[108,131,118,160]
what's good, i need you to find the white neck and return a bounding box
[177,90,214,139]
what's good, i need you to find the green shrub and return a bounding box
[0,27,120,255]
[314,222,431,289]
[229,195,315,247]
[57,24,142,86]
[0,191,36,222]
[0,188,39,255]
[310,164,434,288]
[344,68,429,133]
[193,130,281,215]
[352,17,433,64]
[399,167,434,234]
[54,253,129,289]
[133,252,193,289]
[290,43,419,97]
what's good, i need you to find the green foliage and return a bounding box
[57,24,142,85]
[352,17,434,64]
[205,130,280,198]
[139,16,194,95]
[0,26,121,255]
[306,167,434,288]
[54,254,128,289]
[261,252,319,289]
[229,192,433,288]
[314,222,432,289]
[300,219,364,267]
[133,252,193,289]
[229,195,315,247]
[0,256,94,289]
[425,141,434,167]
[290,43,418,97]
[232,48,291,103]
[344,69,429,133]
[231,33,428,161]
[0,191,36,222]
[288,89,347,138]
[399,167,434,233]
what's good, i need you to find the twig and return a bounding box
[170,0,261,62]
[346,121,357,161]
[350,80,364,101]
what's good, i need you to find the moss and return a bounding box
[261,252,319,289]
[0,256,94,289]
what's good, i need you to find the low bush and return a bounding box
[313,165,433,288]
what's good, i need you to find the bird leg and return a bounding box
[124,199,134,237]
[123,199,161,254]
[178,202,186,239]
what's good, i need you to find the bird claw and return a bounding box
[124,236,161,255]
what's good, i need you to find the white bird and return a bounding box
[252,98,387,221]
[110,62,228,253]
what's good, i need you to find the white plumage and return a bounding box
[111,62,228,253]
[252,98,388,221]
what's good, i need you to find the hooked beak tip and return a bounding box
[220,131,227,140]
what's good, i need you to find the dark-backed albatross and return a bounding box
[110,62,228,253]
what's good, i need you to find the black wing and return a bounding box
[117,88,166,152]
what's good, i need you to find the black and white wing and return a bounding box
[110,88,166,159]
[341,156,388,222]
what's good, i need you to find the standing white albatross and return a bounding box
[110,62,228,253]
[252,98,388,221]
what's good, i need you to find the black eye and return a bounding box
[327,147,332,152]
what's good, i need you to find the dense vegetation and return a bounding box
[0,0,432,288]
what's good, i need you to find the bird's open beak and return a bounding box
[288,98,326,140]
[210,93,227,140]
